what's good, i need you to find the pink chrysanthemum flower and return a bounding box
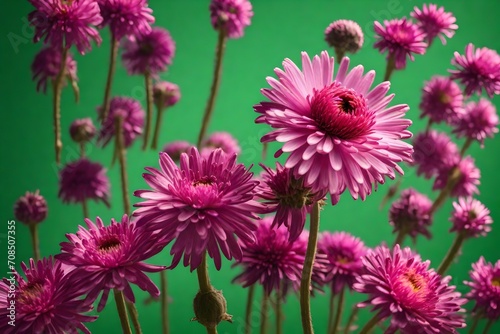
[122,27,175,76]
[28,0,102,54]
[162,140,194,162]
[317,231,367,294]
[450,43,500,98]
[465,257,500,320]
[98,96,144,148]
[153,81,181,108]
[255,52,413,203]
[31,46,78,93]
[411,4,458,46]
[98,0,155,40]
[450,197,492,238]
[56,215,165,311]
[0,257,96,334]
[59,158,111,206]
[453,98,499,146]
[70,118,96,143]
[324,20,363,59]
[256,162,324,241]
[433,156,481,198]
[133,148,264,271]
[209,0,253,39]
[419,76,464,125]
[14,190,48,225]
[374,18,427,70]
[411,130,460,179]
[353,244,466,333]
[201,131,241,158]
[390,188,433,241]
[232,216,307,296]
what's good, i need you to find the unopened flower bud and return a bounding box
[192,289,232,329]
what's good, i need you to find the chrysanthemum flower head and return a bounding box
[162,140,194,162]
[209,0,253,39]
[28,0,103,54]
[353,244,466,333]
[70,118,96,143]
[56,215,165,311]
[153,81,181,108]
[419,76,464,125]
[453,98,499,146]
[433,156,481,198]
[133,147,265,271]
[450,197,492,238]
[411,4,458,46]
[324,20,363,60]
[122,27,175,76]
[374,18,427,70]
[98,96,144,148]
[255,52,413,204]
[390,188,433,241]
[98,0,155,40]
[14,190,48,225]
[465,257,500,320]
[0,257,96,334]
[31,46,78,93]
[201,132,241,158]
[58,158,111,206]
[450,43,500,98]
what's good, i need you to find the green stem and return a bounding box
[327,291,335,334]
[101,36,118,122]
[392,226,408,248]
[52,47,68,164]
[82,199,88,219]
[114,289,132,334]
[143,71,153,150]
[343,306,358,334]
[260,292,268,334]
[358,313,381,334]
[429,166,461,215]
[276,287,282,334]
[161,270,169,334]
[28,224,40,262]
[126,301,142,334]
[483,319,494,334]
[383,54,396,81]
[468,313,480,334]
[460,138,473,158]
[330,288,345,334]
[196,253,217,334]
[437,232,466,275]
[115,116,131,215]
[151,105,166,150]
[80,142,86,157]
[244,285,255,334]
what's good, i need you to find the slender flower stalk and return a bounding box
[28,224,40,261]
[384,54,396,81]
[114,289,133,334]
[52,47,68,164]
[460,138,473,158]
[151,81,180,149]
[127,302,143,334]
[82,199,88,218]
[468,313,481,334]
[245,285,255,334]
[101,37,118,122]
[483,319,494,333]
[358,313,380,334]
[437,232,466,275]
[343,306,358,334]
[276,287,282,334]
[429,165,461,215]
[143,71,153,150]
[115,115,131,215]
[160,271,169,334]
[260,292,269,334]
[327,292,335,334]
[196,253,218,334]
[152,104,167,150]
[330,288,345,334]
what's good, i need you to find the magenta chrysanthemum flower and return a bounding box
[14,190,48,225]
[433,156,481,198]
[465,257,500,320]
[374,18,427,70]
[233,216,307,296]
[59,158,111,206]
[70,118,96,143]
[153,81,181,108]
[256,162,324,241]
[98,96,144,148]
[419,76,464,125]
[411,4,458,46]
[0,257,96,334]
[353,245,466,333]
[450,197,492,238]
[28,0,102,54]
[255,52,413,203]
[317,231,367,294]
[390,188,433,241]
[31,46,78,93]
[411,130,460,179]
[162,140,194,162]
[209,0,253,39]
[324,20,363,59]
[133,148,264,271]
[450,43,500,98]
[453,98,499,146]
[201,132,241,158]
[122,27,175,76]
[56,215,165,311]
[98,0,155,40]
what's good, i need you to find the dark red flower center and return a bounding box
[193,176,216,187]
[98,235,121,252]
[18,282,44,305]
[468,210,478,220]
[402,271,424,292]
[336,256,351,265]
[139,42,155,56]
[310,82,373,140]
[438,90,452,104]
[492,277,500,287]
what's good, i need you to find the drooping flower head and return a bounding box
[324,20,363,60]
[411,4,458,46]
[14,190,48,225]
[133,147,265,271]
[374,18,427,70]
[465,257,500,320]
[353,244,466,333]
[450,197,492,238]
[389,188,433,241]
[70,118,96,143]
[58,158,111,206]
[98,0,155,40]
[201,132,241,158]
[56,215,165,311]
[0,257,96,334]
[453,98,499,146]
[153,81,181,108]
[31,46,78,93]
[255,52,413,204]
[28,0,103,54]
[419,76,464,125]
[162,140,194,162]
[98,96,144,148]
[209,0,253,39]
[433,156,481,198]
[122,27,175,76]
[450,43,500,98]
[256,162,324,241]
[317,231,367,294]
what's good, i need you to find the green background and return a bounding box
[1,0,500,333]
